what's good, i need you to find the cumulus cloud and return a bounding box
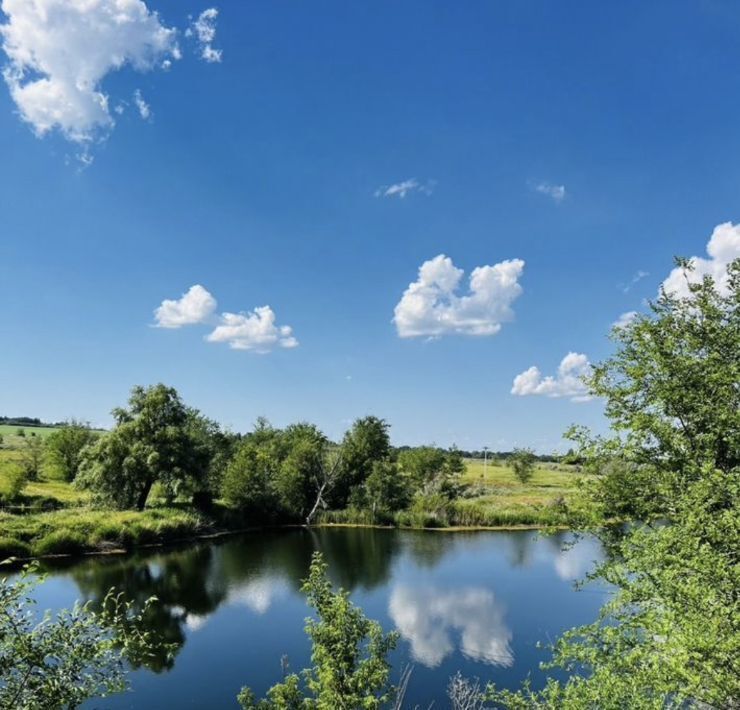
[662,222,740,298]
[388,585,513,668]
[613,310,638,330]
[207,307,298,353]
[187,8,221,63]
[375,178,435,199]
[532,181,566,203]
[154,286,297,354]
[393,254,525,338]
[154,284,217,328]
[0,0,179,143]
[511,352,591,402]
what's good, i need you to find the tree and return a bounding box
[45,420,98,481]
[238,552,398,709]
[0,565,168,708]
[77,384,203,510]
[398,446,465,498]
[222,424,282,518]
[333,417,391,507]
[489,258,740,707]
[363,461,409,517]
[19,435,44,481]
[510,448,536,485]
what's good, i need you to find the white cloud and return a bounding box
[511,352,591,402]
[154,285,217,328]
[206,306,298,353]
[620,270,649,294]
[388,585,513,668]
[188,8,221,63]
[0,0,179,143]
[133,89,150,120]
[662,222,740,298]
[154,286,298,354]
[613,310,638,330]
[533,181,566,203]
[394,254,524,338]
[375,178,435,199]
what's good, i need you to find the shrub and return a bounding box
[0,537,31,561]
[34,530,87,557]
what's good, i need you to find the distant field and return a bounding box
[0,424,60,439]
[457,458,585,519]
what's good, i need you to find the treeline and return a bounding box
[0,416,69,428]
[30,385,469,526]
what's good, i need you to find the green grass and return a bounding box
[0,442,585,561]
[0,424,62,439]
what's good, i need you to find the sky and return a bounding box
[1,0,740,451]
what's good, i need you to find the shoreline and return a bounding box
[0,518,565,568]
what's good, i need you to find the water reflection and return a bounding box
[389,585,513,668]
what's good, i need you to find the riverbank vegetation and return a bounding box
[0,398,582,561]
[238,258,740,708]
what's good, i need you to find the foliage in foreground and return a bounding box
[488,259,740,708]
[0,565,168,709]
[238,552,399,710]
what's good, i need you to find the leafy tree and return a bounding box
[77,384,204,510]
[238,552,398,709]
[489,258,740,707]
[0,565,168,708]
[222,424,283,518]
[19,435,44,481]
[398,446,465,498]
[333,417,391,507]
[16,428,25,437]
[363,461,409,517]
[45,419,99,481]
[510,448,536,485]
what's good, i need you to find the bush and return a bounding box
[34,530,87,557]
[0,537,31,560]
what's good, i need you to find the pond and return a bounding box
[29,528,607,708]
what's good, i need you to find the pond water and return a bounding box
[30,528,607,708]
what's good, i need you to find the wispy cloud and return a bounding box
[375,178,435,199]
[511,352,591,402]
[619,270,649,294]
[531,181,566,203]
[186,8,222,63]
[613,311,638,330]
[394,254,525,338]
[133,90,151,120]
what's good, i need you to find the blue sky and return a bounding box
[1,0,740,450]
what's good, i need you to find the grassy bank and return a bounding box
[1,435,584,561]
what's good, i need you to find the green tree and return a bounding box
[77,384,204,510]
[221,423,283,518]
[489,258,740,708]
[238,552,398,709]
[19,435,44,481]
[510,447,536,485]
[334,416,391,507]
[45,420,99,481]
[363,460,409,517]
[0,565,168,708]
[398,446,465,498]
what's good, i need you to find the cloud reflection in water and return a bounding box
[389,585,513,668]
